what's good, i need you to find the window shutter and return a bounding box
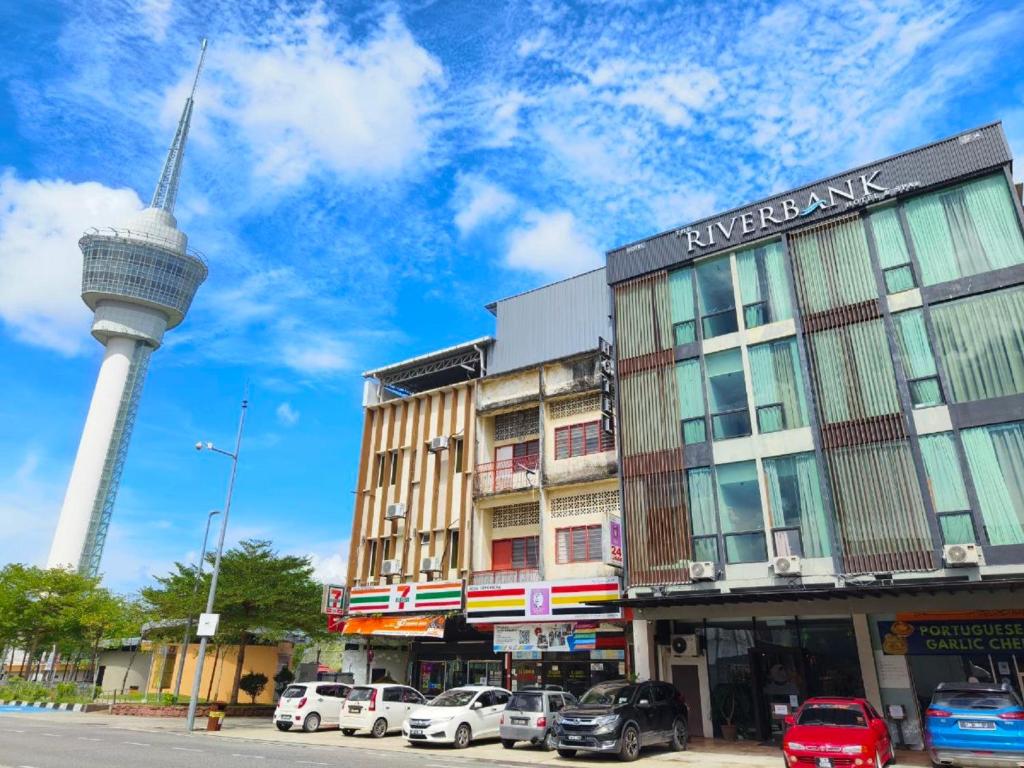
[571,527,587,562]
[526,537,539,567]
[511,537,525,568]
[570,425,585,457]
[588,525,603,561]
[555,427,570,459]
[584,422,600,454]
[492,539,513,570]
[556,530,570,564]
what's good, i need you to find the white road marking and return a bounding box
[77,736,102,741]
[232,755,265,759]
[295,762,330,766]
[171,746,204,752]
[123,741,151,746]
[40,733,60,737]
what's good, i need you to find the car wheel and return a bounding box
[341,728,356,736]
[501,739,516,749]
[543,730,557,751]
[302,713,321,732]
[370,718,388,738]
[557,748,577,758]
[670,718,687,751]
[275,722,292,731]
[618,724,640,762]
[453,723,471,749]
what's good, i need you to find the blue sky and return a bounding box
[2,0,1024,594]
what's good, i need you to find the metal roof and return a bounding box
[362,337,493,394]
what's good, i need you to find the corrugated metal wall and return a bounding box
[489,268,613,374]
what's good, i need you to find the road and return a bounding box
[0,713,524,768]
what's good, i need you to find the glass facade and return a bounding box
[696,256,738,338]
[705,348,750,439]
[736,241,792,327]
[748,338,808,432]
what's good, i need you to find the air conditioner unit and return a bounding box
[380,559,402,576]
[688,561,716,581]
[420,556,442,574]
[670,634,700,658]
[599,358,614,376]
[428,436,450,453]
[944,543,980,567]
[385,503,406,520]
[772,555,802,577]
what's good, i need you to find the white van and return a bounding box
[274,682,351,732]
[339,684,427,737]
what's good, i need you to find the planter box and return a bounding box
[110,703,274,718]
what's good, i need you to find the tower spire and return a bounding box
[150,38,207,214]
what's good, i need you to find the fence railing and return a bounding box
[474,455,539,495]
[470,567,542,585]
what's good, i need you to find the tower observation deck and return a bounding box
[47,41,210,577]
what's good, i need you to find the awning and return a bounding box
[342,615,446,638]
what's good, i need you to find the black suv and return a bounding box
[552,680,688,762]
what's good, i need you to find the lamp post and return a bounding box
[185,397,247,733]
[170,509,221,702]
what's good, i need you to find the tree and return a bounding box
[238,671,268,703]
[273,666,295,696]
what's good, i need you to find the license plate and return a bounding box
[567,734,582,741]
[959,720,996,730]
[410,729,424,736]
[817,759,832,768]
[349,706,362,713]
[511,717,528,724]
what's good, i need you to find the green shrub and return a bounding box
[54,682,78,702]
[0,677,50,703]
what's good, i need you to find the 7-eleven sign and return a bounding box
[322,584,346,616]
[396,584,411,610]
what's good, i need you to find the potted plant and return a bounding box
[714,685,738,740]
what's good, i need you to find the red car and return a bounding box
[782,697,895,768]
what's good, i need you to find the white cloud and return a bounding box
[281,333,352,376]
[137,0,173,42]
[452,174,517,235]
[0,172,144,355]
[306,540,349,585]
[0,449,63,569]
[505,210,602,278]
[276,401,300,426]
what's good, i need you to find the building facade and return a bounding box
[607,123,1024,746]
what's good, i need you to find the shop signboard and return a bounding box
[347,580,463,615]
[605,516,623,568]
[322,584,345,615]
[327,615,345,633]
[466,577,622,623]
[879,613,1024,655]
[493,622,599,653]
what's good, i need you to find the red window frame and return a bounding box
[492,536,539,570]
[555,525,603,563]
[554,421,614,460]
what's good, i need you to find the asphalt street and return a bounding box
[0,713,523,768]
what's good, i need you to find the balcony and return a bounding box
[470,567,542,585]
[474,455,539,495]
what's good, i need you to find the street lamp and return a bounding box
[185,397,248,733]
[170,509,221,702]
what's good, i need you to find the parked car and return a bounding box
[339,684,427,737]
[274,681,351,732]
[552,680,688,762]
[500,688,577,750]
[402,685,512,748]
[926,681,1024,768]
[782,697,894,768]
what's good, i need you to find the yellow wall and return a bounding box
[146,642,289,705]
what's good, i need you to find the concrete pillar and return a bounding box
[632,619,655,680]
[47,336,139,570]
[853,613,883,710]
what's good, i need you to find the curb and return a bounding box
[0,699,101,712]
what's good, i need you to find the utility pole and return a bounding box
[171,509,220,701]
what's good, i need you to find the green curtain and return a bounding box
[931,286,1024,403]
[905,191,959,285]
[749,339,808,432]
[939,514,975,546]
[687,467,717,537]
[809,328,850,423]
[790,218,876,314]
[737,242,791,327]
[763,453,831,558]
[813,320,898,423]
[893,309,942,406]
[675,359,705,443]
[965,174,1024,271]
[869,207,911,270]
[669,267,696,344]
[849,320,900,418]
[919,433,970,512]
[962,422,1024,545]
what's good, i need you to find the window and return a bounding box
[919,432,974,545]
[931,286,1024,404]
[382,537,392,561]
[763,453,831,558]
[688,467,718,563]
[317,684,338,696]
[868,207,917,294]
[904,173,1024,286]
[388,450,398,485]
[962,421,1024,545]
[736,241,792,327]
[675,359,706,444]
[893,310,943,407]
[789,217,876,314]
[492,536,539,570]
[453,437,464,473]
[554,421,614,458]
[696,255,738,338]
[493,691,511,706]
[383,687,402,702]
[748,339,808,432]
[808,319,900,424]
[403,688,424,704]
[420,531,431,545]
[449,530,460,570]
[705,348,751,439]
[716,461,767,564]
[669,267,696,345]
[376,454,386,487]
[556,525,603,563]
[367,539,378,574]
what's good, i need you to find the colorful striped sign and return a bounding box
[347,581,463,615]
[467,577,621,623]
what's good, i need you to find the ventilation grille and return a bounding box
[550,490,620,519]
[492,502,540,529]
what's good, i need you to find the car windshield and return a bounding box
[430,689,477,707]
[932,691,1021,711]
[282,685,306,699]
[797,705,867,728]
[347,687,374,702]
[580,685,636,706]
[508,693,543,712]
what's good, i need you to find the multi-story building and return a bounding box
[606,123,1024,747]
[467,269,628,696]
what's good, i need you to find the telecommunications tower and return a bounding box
[47,40,210,576]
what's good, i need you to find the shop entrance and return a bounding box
[511,657,620,697]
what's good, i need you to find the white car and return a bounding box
[402,685,512,748]
[339,684,427,737]
[274,681,351,732]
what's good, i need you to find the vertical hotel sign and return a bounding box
[347,581,463,615]
[466,577,621,623]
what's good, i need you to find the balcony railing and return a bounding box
[470,567,542,584]
[474,455,539,495]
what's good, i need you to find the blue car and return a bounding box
[926,682,1024,768]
